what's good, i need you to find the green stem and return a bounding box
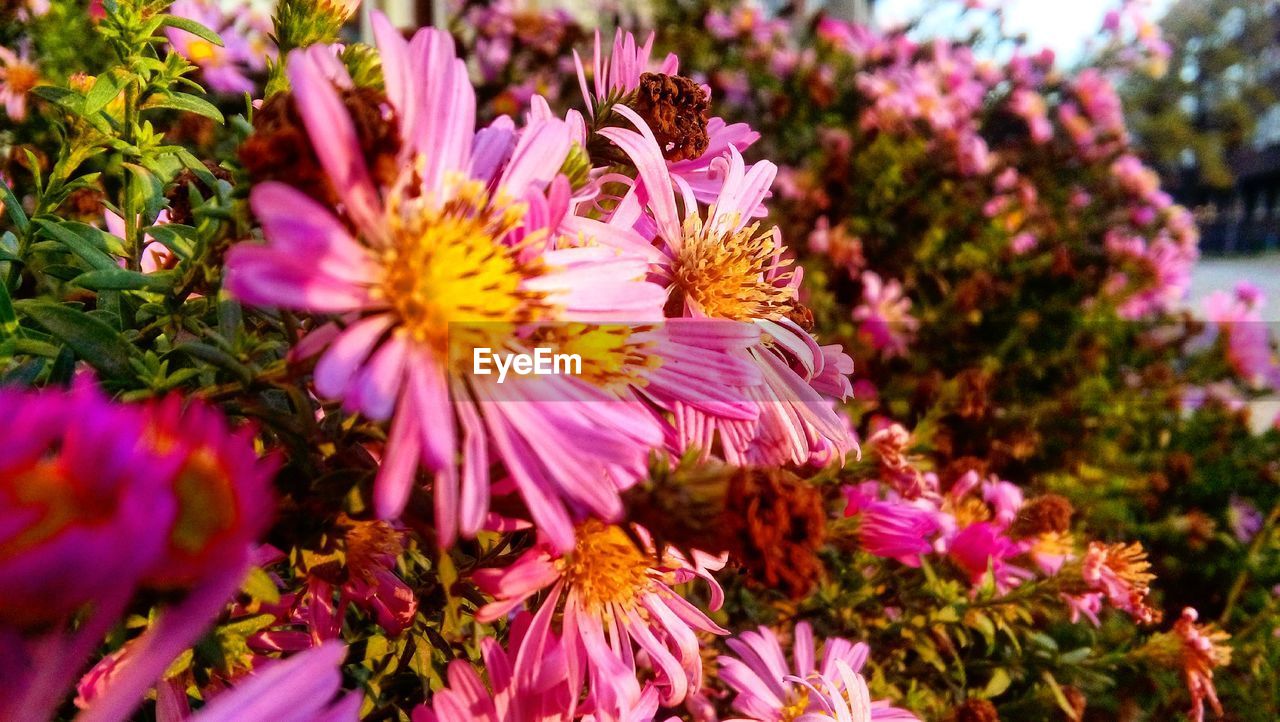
[122,80,140,272]
[1219,499,1280,624]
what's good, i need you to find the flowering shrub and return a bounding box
[0,1,1276,722]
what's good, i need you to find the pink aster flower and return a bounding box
[414,610,658,722]
[225,21,679,551]
[337,519,417,636]
[575,30,761,206]
[473,521,726,710]
[947,522,1033,593]
[167,0,274,95]
[853,272,918,359]
[0,381,276,722]
[1203,284,1279,389]
[0,42,39,121]
[1078,541,1158,624]
[718,622,918,721]
[1172,608,1231,722]
[601,114,857,466]
[1009,88,1052,143]
[188,641,359,722]
[844,488,939,567]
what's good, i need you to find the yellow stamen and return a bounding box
[559,520,653,612]
[671,213,795,321]
[377,176,547,366]
[528,323,660,391]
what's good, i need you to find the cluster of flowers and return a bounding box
[0,0,1261,720]
[848,423,1162,625]
[0,381,354,721]
[221,16,880,717]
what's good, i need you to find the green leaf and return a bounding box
[239,567,281,605]
[15,300,136,379]
[159,15,224,46]
[33,219,119,271]
[72,268,174,291]
[0,175,28,233]
[171,342,253,386]
[981,668,1012,698]
[85,70,129,115]
[0,279,18,340]
[142,92,224,123]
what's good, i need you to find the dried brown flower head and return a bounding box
[631,73,710,162]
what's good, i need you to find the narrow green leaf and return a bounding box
[15,300,135,379]
[0,175,28,233]
[85,70,129,115]
[33,219,118,271]
[240,567,282,605]
[0,279,18,340]
[141,92,224,123]
[72,268,174,292]
[159,15,224,46]
[172,342,253,386]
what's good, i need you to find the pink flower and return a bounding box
[718,622,919,721]
[1079,541,1158,624]
[473,521,726,709]
[338,520,417,636]
[947,522,1033,593]
[846,494,939,567]
[1173,608,1231,722]
[1203,284,1279,389]
[601,116,857,466]
[225,21,677,551]
[1009,88,1052,143]
[0,42,39,121]
[853,271,918,358]
[575,30,761,207]
[414,611,657,721]
[0,381,275,722]
[167,0,274,95]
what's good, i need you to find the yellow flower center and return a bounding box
[377,177,547,366]
[186,40,219,66]
[527,323,660,391]
[5,62,39,95]
[670,214,795,321]
[169,447,238,556]
[559,520,654,611]
[4,460,98,553]
[780,689,811,721]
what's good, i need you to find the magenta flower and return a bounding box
[188,642,359,722]
[473,521,726,709]
[851,498,939,567]
[1203,284,1279,389]
[1009,88,1052,143]
[601,115,857,466]
[414,611,657,721]
[947,522,1033,594]
[225,21,679,551]
[0,381,275,722]
[718,622,919,721]
[853,272,918,359]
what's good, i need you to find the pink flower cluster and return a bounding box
[1203,282,1280,389]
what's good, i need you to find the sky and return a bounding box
[875,0,1175,62]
